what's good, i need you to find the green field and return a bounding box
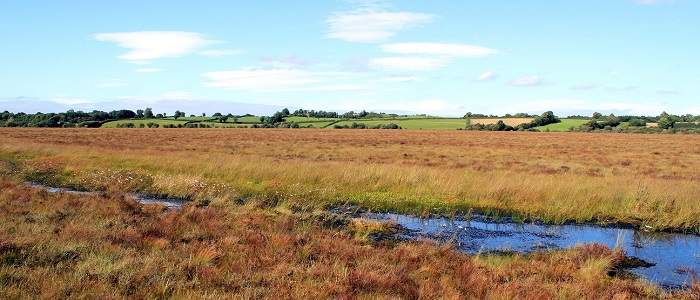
[235,116,262,123]
[334,118,467,130]
[285,116,339,123]
[199,122,249,128]
[535,119,588,131]
[165,116,216,122]
[101,119,188,128]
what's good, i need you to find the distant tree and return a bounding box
[213,112,222,117]
[144,108,154,118]
[658,112,675,129]
[136,109,144,118]
[281,108,290,116]
[592,112,603,120]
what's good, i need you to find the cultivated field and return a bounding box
[468,118,534,126]
[334,118,466,129]
[1,128,699,233]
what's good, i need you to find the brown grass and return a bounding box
[2,179,695,299]
[1,128,700,232]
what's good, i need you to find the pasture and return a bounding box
[101,118,188,128]
[535,119,589,131]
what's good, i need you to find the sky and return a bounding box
[1,0,698,116]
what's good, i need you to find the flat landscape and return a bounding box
[2,128,700,298]
[2,128,699,231]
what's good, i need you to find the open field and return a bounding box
[536,119,589,131]
[285,116,339,123]
[2,179,689,298]
[1,129,700,233]
[235,116,262,123]
[334,118,466,129]
[469,118,534,126]
[101,119,188,128]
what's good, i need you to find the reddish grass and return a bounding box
[2,178,696,298]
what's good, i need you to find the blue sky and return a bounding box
[1,0,698,116]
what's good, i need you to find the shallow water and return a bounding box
[364,212,700,289]
[26,183,699,288]
[27,183,186,209]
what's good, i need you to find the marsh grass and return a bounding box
[1,129,700,233]
[1,179,697,298]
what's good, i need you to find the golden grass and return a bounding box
[468,118,534,126]
[1,128,700,232]
[2,179,696,299]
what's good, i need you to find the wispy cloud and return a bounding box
[382,43,497,57]
[327,9,433,43]
[508,75,543,87]
[369,57,447,71]
[476,71,497,81]
[571,84,597,91]
[95,31,210,63]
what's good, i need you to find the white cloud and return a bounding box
[327,10,433,43]
[477,71,496,81]
[199,49,243,57]
[369,57,447,71]
[95,31,210,63]
[136,68,162,73]
[381,43,497,57]
[508,75,543,87]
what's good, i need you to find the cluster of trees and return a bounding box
[0,108,171,127]
[466,111,560,131]
[333,122,402,129]
[578,112,700,132]
[0,109,137,127]
[291,109,339,118]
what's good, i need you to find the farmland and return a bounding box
[468,118,534,126]
[334,118,466,129]
[101,118,188,128]
[535,119,589,131]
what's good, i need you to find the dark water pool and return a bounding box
[363,212,700,289]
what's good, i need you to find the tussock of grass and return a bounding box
[2,179,696,298]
